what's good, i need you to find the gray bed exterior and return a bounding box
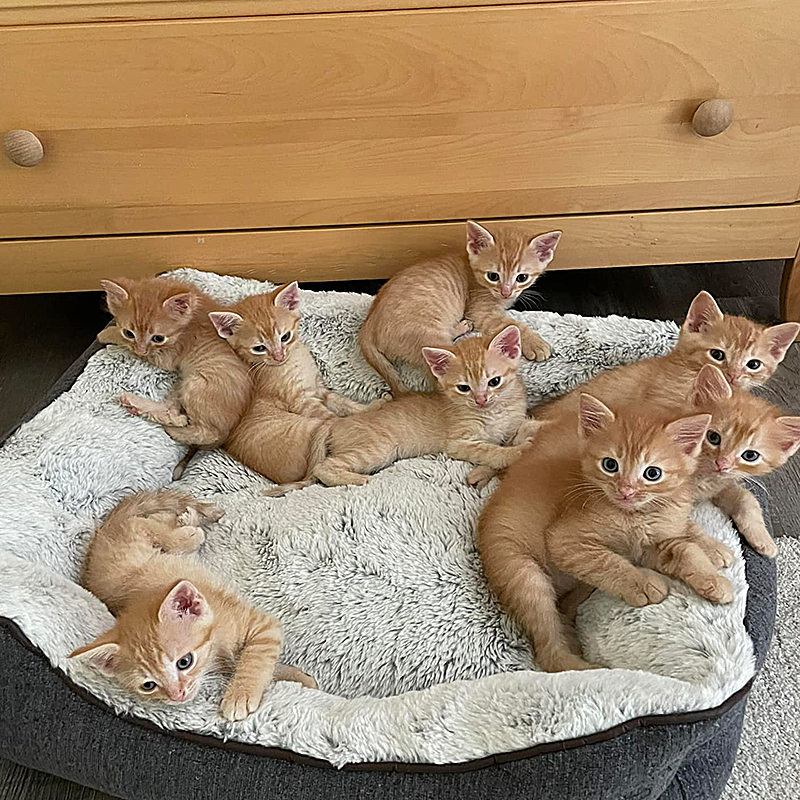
[0,342,777,800]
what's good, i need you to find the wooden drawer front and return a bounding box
[2,0,800,239]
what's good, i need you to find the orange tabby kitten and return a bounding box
[71,490,316,721]
[359,221,561,395]
[538,291,799,423]
[276,325,540,491]
[478,395,728,673]
[99,278,250,448]
[209,282,378,485]
[689,364,800,558]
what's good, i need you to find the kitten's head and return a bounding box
[101,278,201,358]
[209,282,300,366]
[677,291,798,388]
[465,221,561,305]
[70,580,215,704]
[578,393,710,511]
[422,324,521,408]
[691,364,800,479]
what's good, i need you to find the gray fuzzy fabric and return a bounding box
[0,269,755,767]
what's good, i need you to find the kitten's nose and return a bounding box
[134,344,148,356]
[168,687,186,701]
[500,285,512,299]
[619,485,637,499]
[725,371,742,385]
[715,458,732,472]
[475,394,488,407]
[274,350,285,363]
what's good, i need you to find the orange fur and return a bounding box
[99,277,251,447]
[359,222,561,395]
[477,398,730,673]
[210,283,379,486]
[71,490,316,721]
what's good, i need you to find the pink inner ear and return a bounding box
[667,414,711,455]
[422,347,455,377]
[579,394,615,436]
[767,323,800,360]
[160,581,205,622]
[489,325,521,360]
[694,365,732,404]
[777,417,800,453]
[163,292,195,318]
[209,311,242,339]
[529,231,562,263]
[466,221,494,255]
[100,280,129,308]
[274,282,300,311]
[684,291,723,333]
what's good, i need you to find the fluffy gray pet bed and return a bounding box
[0,270,774,800]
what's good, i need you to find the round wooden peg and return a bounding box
[3,129,44,167]
[691,100,733,137]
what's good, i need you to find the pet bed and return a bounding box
[0,270,776,800]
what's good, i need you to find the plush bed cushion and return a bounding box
[0,270,759,769]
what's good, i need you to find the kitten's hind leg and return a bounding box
[273,664,318,689]
[136,519,205,553]
[163,422,225,447]
[120,393,189,427]
[465,465,498,489]
[263,479,316,497]
[685,522,734,569]
[313,456,371,487]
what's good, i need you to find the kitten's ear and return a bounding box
[764,322,799,362]
[273,281,301,312]
[488,325,521,361]
[100,280,129,311]
[422,346,457,378]
[578,393,615,437]
[683,291,724,333]
[692,365,732,406]
[526,230,562,267]
[666,413,711,456]
[159,580,211,625]
[162,292,197,320]
[69,636,120,675]
[208,311,243,339]
[466,221,495,257]
[775,416,800,455]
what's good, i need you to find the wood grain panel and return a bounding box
[3,204,799,294]
[781,244,800,326]
[2,0,800,238]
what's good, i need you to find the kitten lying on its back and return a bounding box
[70,490,315,721]
[210,282,379,485]
[99,277,251,448]
[359,221,561,395]
[273,325,541,492]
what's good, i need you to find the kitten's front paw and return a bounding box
[119,392,144,416]
[522,334,552,362]
[705,539,735,569]
[346,475,371,487]
[466,465,497,490]
[220,685,263,722]
[691,574,734,605]
[621,570,669,607]
[196,502,225,524]
[454,318,473,338]
[738,519,778,558]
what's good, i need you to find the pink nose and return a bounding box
[500,286,512,299]
[725,371,741,385]
[274,351,285,363]
[134,345,147,356]
[168,687,186,702]
[619,486,636,499]
[715,458,732,472]
[475,395,488,407]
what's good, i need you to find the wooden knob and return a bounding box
[3,129,44,167]
[691,100,733,137]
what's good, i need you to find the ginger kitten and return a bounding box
[209,282,377,486]
[70,490,316,721]
[689,364,800,558]
[478,395,730,673]
[99,277,250,448]
[539,291,799,423]
[275,325,539,491]
[359,221,561,395]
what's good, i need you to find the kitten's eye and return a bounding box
[709,349,725,362]
[706,430,722,446]
[485,272,500,283]
[601,457,619,474]
[122,329,135,340]
[176,653,194,671]
[456,384,471,394]
[515,274,529,284]
[741,450,761,463]
[251,344,268,354]
[746,359,762,371]
[141,680,157,692]
[488,376,502,387]
[643,466,663,482]
[280,332,292,343]
[150,334,165,344]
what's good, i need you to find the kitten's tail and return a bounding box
[262,421,332,498]
[359,326,406,397]
[105,489,222,527]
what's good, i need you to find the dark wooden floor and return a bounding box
[0,259,797,800]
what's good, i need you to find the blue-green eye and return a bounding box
[485,272,500,283]
[281,332,292,342]
[150,334,165,344]
[176,653,193,671]
[515,274,529,283]
[707,430,721,446]
[709,349,725,362]
[122,329,135,340]
[488,376,501,387]
[643,466,662,482]
[601,457,619,473]
[251,344,268,354]
[746,359,762,371]
[141,680,157,692]
[741,450,761,463]
[456,384,470,394]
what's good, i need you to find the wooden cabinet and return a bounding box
[1,0,799,314]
